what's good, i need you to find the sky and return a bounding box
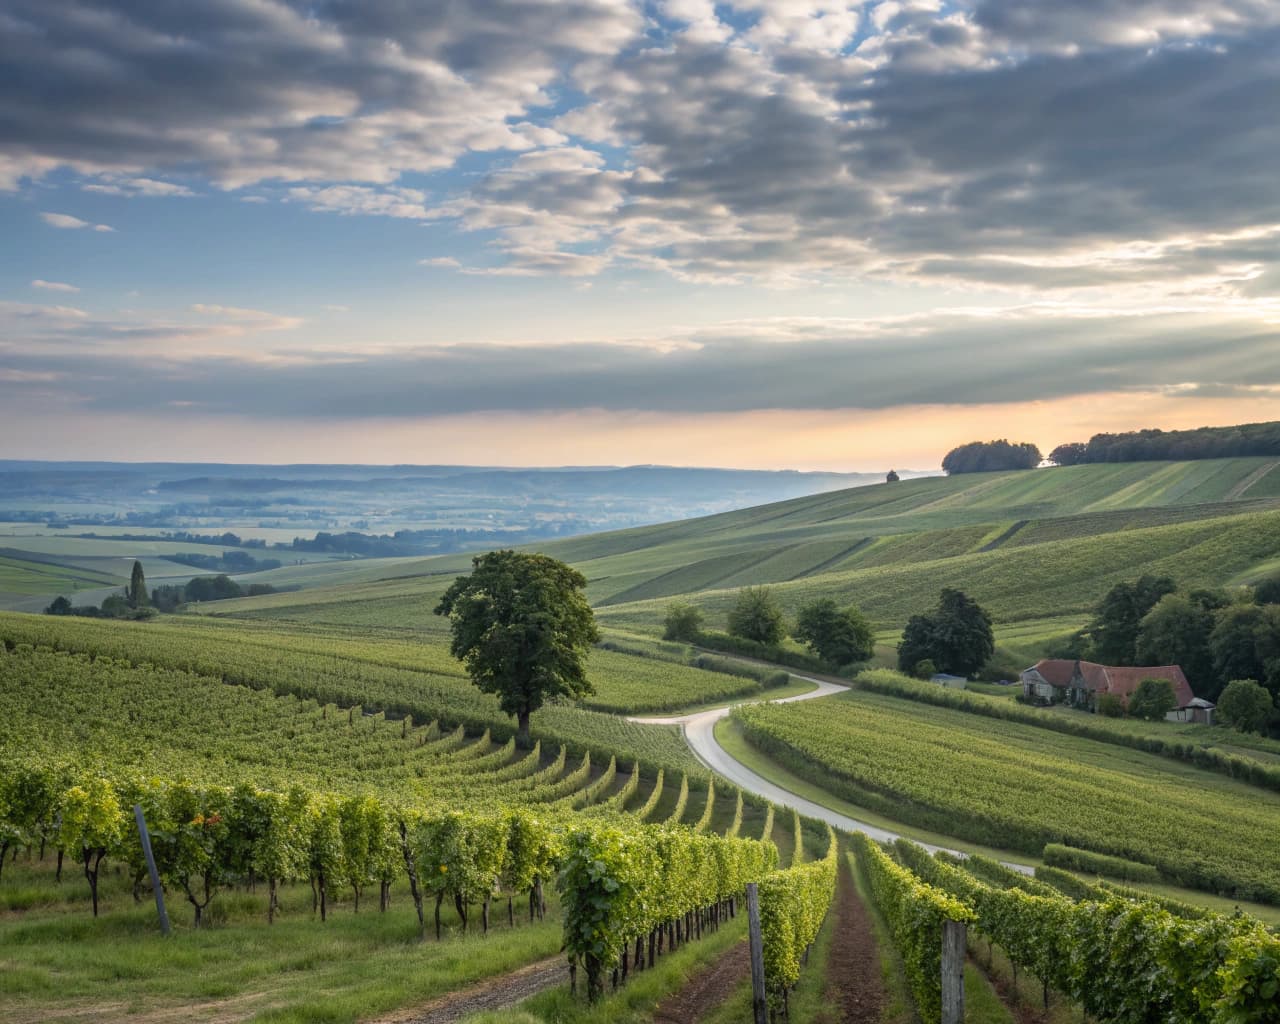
[3,0,1279,471]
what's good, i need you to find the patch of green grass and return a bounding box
[964,963,1016,1024]
[1,864,562,1024]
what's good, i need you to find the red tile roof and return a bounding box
[1025,659,1196,706]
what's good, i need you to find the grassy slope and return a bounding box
[193,459,1280,638]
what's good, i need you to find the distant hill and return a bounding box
[195,457,1280,637]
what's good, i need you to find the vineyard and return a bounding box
[0,632,846,1023]
[852,835,1280,1024]
[735,690,1280,903]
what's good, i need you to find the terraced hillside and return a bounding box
[193,457,1280,635]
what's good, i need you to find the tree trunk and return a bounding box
[435,892,444,940]
[508,896,514,927]
[380,880,390,912]
[482,896,490,934]
[517,709,532,748]
[269,878,278,924]
[353,885,360,913]
[56,847,63,883]
[319,870,327,922]
[455,892,468,932]
[0,841,9,885]
[84,849,102,918]
[400,820,425,940]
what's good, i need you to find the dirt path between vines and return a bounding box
[652,940,750,1023]
[374,956,565,1024]
[825,860,886,1023]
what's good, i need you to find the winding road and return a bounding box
[632,671,1033,874]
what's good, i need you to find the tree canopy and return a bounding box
[897,588,993,677]
[434,550,598,744]
[1217,679,1274,734]
[727,587,786,646]
[128,560,148,609]
[1086,574,1176,666]
[1046,420,1280,465]
[1127,678,1177,721]
[793,598,874,667]
[662,601,704,642]
[941,440,1041,475]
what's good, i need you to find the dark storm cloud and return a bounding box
[3,304,1278,417]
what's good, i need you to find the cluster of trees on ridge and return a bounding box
[663,589,876,671]
[1056,572,1280,734]
[44,561,276,619]
[1049,420,1280,466]
[942,419,1280,474]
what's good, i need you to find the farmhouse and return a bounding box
[1019,659,1211,722]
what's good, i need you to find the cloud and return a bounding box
[0,0,641,189]
[40,212,114,232]
[3,0,1279,297]
[31,279,79,293]
[3,303,1278,420]
[82,176,196,197]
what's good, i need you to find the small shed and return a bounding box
[1167,697,1216,726]
[931,673,968,690]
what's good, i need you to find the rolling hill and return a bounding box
[195,457,1280,639]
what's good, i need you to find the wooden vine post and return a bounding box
[133,804,171,936]
[747,882,768,1024]
[941,918,966,1024]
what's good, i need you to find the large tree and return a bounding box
[1216,679,1273,734]
[1087,575,1176,665]
[897,588,994,677]
[127,560,148,609]
[793,598,874,666]
[1137,592,1216,692]
[727,587,786,646]
[435,550,598,745]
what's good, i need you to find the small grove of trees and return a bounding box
[941,440,1041,475]
[897,588,994,678]
[435,550,598,746]
[1047,420,1280,466]
[46,563,276,617]
[1063,575,1280,732]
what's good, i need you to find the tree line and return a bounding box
[45,561,275,619]
[1055,573,1280,733]
[940,419,1280,475]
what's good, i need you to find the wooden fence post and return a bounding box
[133,804,170,936]
[747,883,768,1024]
[942,919,966,1024]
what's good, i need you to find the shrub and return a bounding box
[662,602,704,642]
[1096,693,1126,717]
[1128,678,1177,721]
[914,659,937,680]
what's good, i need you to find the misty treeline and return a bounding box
[1050,420,1280,466]
[942,419,1280,475]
